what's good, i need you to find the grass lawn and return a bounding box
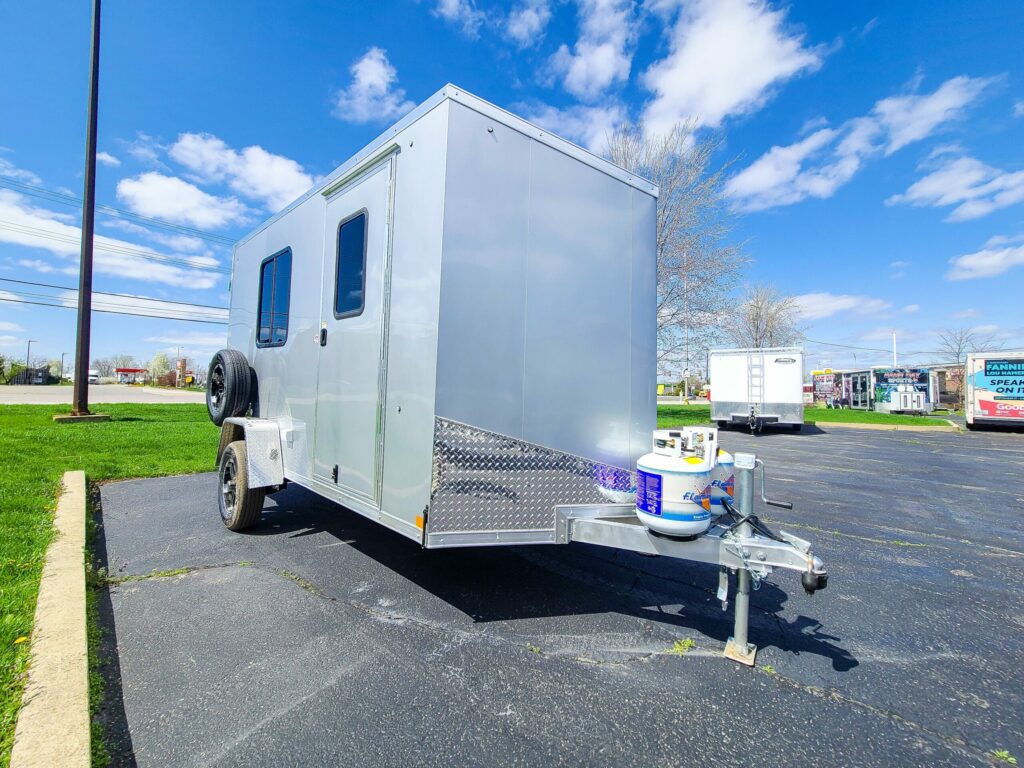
[0,403,218,767]
[657,403,951,428]
[802,406,950,426]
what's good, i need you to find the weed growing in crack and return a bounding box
[666,638,696,656]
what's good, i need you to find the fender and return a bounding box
[218,417,285,489]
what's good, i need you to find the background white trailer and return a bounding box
[225,84,658,547]
[708,347,804,430]
[965,351,1024,429]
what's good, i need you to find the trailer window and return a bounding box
[256,248,292,347]
[334,211,367,318]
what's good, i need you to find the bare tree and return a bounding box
[935,326,1000,405]
[91,357,114,377]
[606,122,745,375]
[110,353,138,370]
[725,284,803,348]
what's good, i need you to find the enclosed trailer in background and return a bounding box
[708,347,804,431]
[965,352,1024,429]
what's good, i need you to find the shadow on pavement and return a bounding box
[92,506,139,768]
[253,484,857,672]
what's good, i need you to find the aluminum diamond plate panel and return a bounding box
[428,418,635,538]
[225,417,285,488]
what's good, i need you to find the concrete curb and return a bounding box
[11,471,90,768]
[812,421,960,433]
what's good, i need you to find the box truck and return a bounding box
[965,352,1024,429]
[203,85,827,665]
[709,347,804,431]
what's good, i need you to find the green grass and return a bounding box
[0,403,218,767]
[656,403,950,428]
[802,406,949,426]
[657,404,711,428]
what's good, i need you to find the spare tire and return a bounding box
[207,349,252,426]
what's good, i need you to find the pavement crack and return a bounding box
[98,561,254,586]
[761,668,996,765]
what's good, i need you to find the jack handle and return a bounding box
[755,459,793,510]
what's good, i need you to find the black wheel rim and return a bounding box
[220,452,237,522]
[210,362,226,408]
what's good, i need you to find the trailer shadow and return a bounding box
[257,485,857,672]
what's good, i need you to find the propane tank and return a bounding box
[709,448,735,517]
[635,428,717,537]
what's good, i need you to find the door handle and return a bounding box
[320,328,327,346]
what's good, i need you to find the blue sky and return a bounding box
[1,0,1022,373]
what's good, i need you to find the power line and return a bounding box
[0,177,237,245]
[803,337,934,357]
[0,219,231,274]
[0,296,226,323]
[0,277,228,310]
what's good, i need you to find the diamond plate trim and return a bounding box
[428,418,635,535]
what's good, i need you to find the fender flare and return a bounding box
[217,417,285,489]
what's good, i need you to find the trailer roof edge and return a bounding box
[235,83,659,248]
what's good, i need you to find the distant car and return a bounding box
[88,370,99,384]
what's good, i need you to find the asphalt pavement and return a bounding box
[0,384,205,404]
[95,426,1024,767]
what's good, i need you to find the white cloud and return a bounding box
[0,335,21,346]
[145,331,227,348]
[333,47,415,124]
[116,172,252,229]
[793,292,892,320]
[51,291,228,324]
[16,258,76,275]
[0,189,222,289]
[873,75,996,154]
[642,0,822,134]
[434,0,486,37]
[946,242,1024,281]
[523,102,627,153]
[1015,100,1024,118]
[96,151,121,167]
[101,217,208,253]
[550,0,634,102]
[507,0,551,47]
[889,259,910,279]
[886,156,1024,221]
[169,133,314,212]
[122,132,166,165]
[726,75,993,212]
[0,157,42,185]
[0,321,23,332]
[902,304,920,313]
[985,233,1024,248]
[953,308,979,319]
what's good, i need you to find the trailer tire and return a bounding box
[218,440,266,531]
[791,423,802,431]
[207,349,252,426]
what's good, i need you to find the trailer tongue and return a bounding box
[556,428,827,666]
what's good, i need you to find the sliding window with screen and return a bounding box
[256,247,292,347]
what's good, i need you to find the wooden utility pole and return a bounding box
[71,0,101,415]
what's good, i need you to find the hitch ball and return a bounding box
[802,570,828,594]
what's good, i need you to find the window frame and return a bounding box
[333,209,369,320]
[255,246,293,348]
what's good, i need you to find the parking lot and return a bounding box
[95,426,1023,767]
[0,384,205,405]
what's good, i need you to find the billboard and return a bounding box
[969,357,1024,420]
[872,368,929,404]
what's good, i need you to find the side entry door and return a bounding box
[313,157,393,506]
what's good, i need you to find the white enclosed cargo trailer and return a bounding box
[709,347,805,431]
[207,85,826,665]
[965,351,1024,429]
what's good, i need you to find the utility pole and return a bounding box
[71,0,102,415]
[892,330,897,369]
[682,250,689,405]
[26,339,38,371]
[61,351,69,383]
